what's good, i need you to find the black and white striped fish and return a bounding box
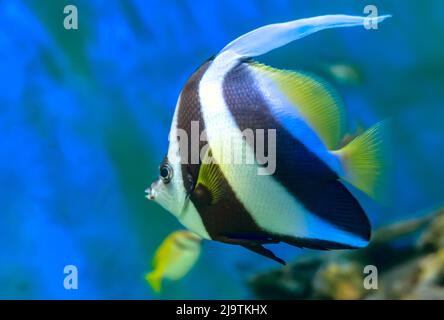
[146,15,391,265]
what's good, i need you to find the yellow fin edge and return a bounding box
[333,119,391,203]
[250,61,346,149]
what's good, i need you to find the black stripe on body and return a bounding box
[222,62,370,242]
[177,58,267,241]
[177,59,212,193]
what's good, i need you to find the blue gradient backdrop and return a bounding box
[1,0,443,299]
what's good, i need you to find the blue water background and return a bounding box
[1,0,443,299]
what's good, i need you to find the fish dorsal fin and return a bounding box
[251,62,346,149]
[220,15,391,58]
[193,148,225,205]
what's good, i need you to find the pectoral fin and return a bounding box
[191,148,226,206]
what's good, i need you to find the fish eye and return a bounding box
[159,163,173,184]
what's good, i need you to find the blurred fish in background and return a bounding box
[322,63,363,86]
[1,0,444,299]
[145,230,201,293]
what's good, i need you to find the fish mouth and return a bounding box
[145,180,159,200]
[145,187,155,200]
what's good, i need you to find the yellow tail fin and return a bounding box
[145,271,162,293]
[334,119,391,203]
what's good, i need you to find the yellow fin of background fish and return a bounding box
[333,119,391,203]
[196,149,225,204]
[145,270,163,293]
[251,62,346,149]
[145,233,177,293]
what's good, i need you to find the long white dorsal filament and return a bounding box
[220,14,391,58]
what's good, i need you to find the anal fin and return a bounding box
[216,235,285,265]
[241,243,286,265]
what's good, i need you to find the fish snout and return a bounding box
[145,179,160,200]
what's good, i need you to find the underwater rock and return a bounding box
[366,248,444,299]
[248,255,322,299]
[417,210,444,252]
[312,260,365,300]
[249,208,444,300]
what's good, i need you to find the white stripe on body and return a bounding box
[167,96,211,239]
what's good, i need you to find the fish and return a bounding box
[321,63,364,86]
[323,63,363,86]
[145,230,202,293]
[146,14,392,265]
